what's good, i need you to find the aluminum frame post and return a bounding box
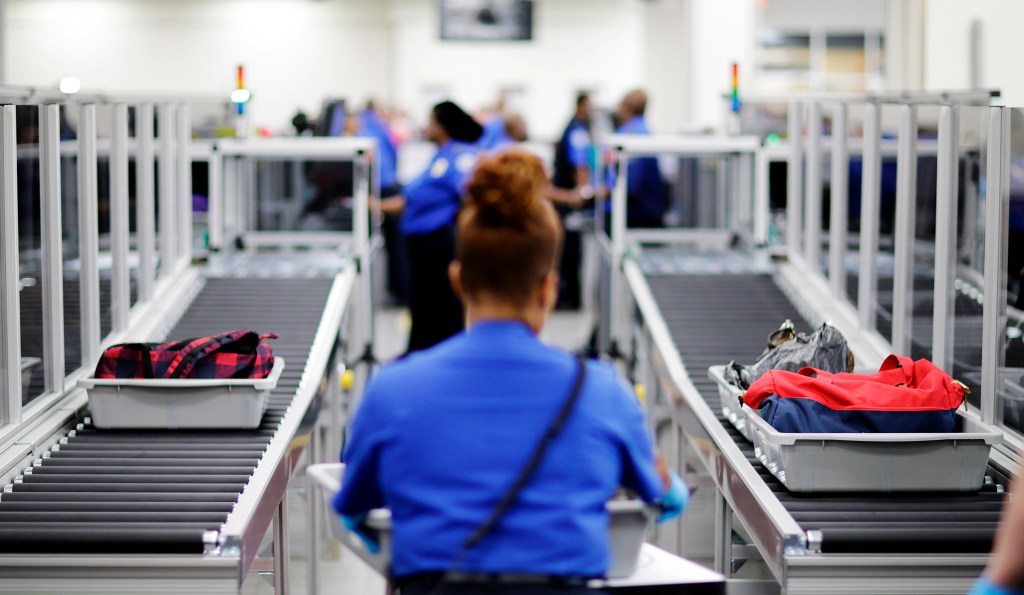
[353,149,374,352]
[737,152,754,243]
[158,103,177,274]
[786,100,804,258]
[39,104,65,394]
[176,103,192,265]
[0,104,22,423]
[981,106,1010,425]
[136,102,156,300]
[829,102,849,298]
[891,103,919,356]
[208,146,224,250]
[753,147,770,246]
[803,101,823,271]
[610,148,629,355]
[858,102,882,331]
[933,105,960,372]
[110,103,131,333]
[77,104,101,366]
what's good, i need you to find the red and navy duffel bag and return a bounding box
[742,354,968,433]
[94,329,277,380]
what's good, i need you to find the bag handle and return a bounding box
[461,355,588,551]
[164,330,256,379]
[879,354,916,385]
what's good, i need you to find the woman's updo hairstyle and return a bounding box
[456,150,562,307]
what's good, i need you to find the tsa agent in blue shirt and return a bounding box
[357,102,409,304]
[968,468,1024,595]
[552,93,596,310]
[337,150,688,594]
[610,89,668,228]
[376,101,483,352]
[359,102,399,194]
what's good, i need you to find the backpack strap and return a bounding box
[461,355,588,551]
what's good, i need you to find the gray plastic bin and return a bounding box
[708,365,752,441]
[740,404,1002,492]
[79,357,283,429]
[306,463,655,579]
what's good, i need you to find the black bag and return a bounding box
[723,320,853,390]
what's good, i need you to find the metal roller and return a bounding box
[0,492,241,502]
[0,528,212,554]
[0,512,230,523]
[20,474,251,484]
[29,466,254,475]
[0,502,234,513]
[10,483,245,493]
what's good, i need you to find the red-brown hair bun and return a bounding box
[465,150,547,228]
[456,150,562,306]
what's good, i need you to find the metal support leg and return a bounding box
[78,104,101,367]
[804,101,823,271]
[933,105,960,372]
[714,490,731,577]
[274,495,289,595]
[829,102,849,298]
[307,428,321,595]
[39,104,65,394]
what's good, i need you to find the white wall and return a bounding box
[923,0,1024,106]
[4,0,392,132]
[389,0,648,140]
[689,0,757,131]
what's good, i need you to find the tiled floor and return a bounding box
[277,306,595,595]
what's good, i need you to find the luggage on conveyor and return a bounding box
[722,319,853,390]
[743,354,966,434]
[79,329,284,429]
[94,329,277,380]
[712,320,852,441]
[719,355,1002,493]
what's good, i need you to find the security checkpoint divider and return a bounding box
[0,85,374,595]
[614,89,1023,594]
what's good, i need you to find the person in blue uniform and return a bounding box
[336,150,688,594]
[359,101,410,305]
[612,89,667,228]
[377,100,483,352]
[969,470,1024,595]
[552,92,595,310]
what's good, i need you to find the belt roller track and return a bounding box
[0,275,342,589]
[632,268,1006,594]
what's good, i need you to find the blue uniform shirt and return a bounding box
[611,115,667,223]
[334,321,665,579]
[563,120,591,170]
[400,140,479,235]
[359,110,399,189]
[476,117,510,151]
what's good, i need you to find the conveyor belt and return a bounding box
[0,277,334,554]
[645,272,1005,555]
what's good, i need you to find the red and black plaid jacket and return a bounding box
[94,329,276,380]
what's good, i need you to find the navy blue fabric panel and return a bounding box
[759,396,959,434]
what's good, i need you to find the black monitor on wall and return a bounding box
[440,0,533,41]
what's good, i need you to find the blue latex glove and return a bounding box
[968,576,1024,595]
[341,513,380,554]
[655,471,689,524]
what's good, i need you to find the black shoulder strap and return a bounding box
[462,355,588,550]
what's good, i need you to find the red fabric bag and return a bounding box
[742,354,968,433]
[94,329,277,380]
